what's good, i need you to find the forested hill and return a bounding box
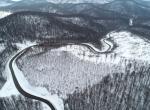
[0,11,100,43]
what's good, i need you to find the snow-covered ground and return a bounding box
[110,31,150,61]
[0,41,36,96]
[0,11,12,19]
[15,41,37,49]
[0,41,64,110]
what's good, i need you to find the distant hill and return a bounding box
[0,11,101,43]
[101,0,150,18]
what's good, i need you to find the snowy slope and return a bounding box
[110,31,150,61]
[0,11,11,19]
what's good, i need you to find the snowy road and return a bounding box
[9,46,57,110]
[81,34,114,53]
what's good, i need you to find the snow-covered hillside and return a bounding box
[110,31,150,61]
[0,11,11,19]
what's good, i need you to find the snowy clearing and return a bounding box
[0,11,12,19]
[110,31,150,61]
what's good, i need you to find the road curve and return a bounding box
[9,46,56,110]
[81,36,114,54]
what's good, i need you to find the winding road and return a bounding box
[7,36,114,110]
[81,33,114,54]
[9,46,56,110]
